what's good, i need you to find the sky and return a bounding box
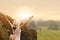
[0,0,60,21]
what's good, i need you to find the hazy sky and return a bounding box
[0,0,60,21]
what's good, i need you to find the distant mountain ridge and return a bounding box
[36,20,60,27]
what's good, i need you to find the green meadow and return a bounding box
[37,27,60,40]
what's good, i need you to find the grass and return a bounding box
[37,27,60,40]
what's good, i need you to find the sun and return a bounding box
[20,12,32,19]
[16,11,33,20]
[20,13,30,19]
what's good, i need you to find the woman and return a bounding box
[5,16,33,40]
[9,23,21,40]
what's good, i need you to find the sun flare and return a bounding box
[17,12,32,19]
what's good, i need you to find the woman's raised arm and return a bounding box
[5,17,13,27]
[20,16,33,28]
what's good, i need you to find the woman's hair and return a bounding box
[13,27,16,30]
[12,24,17,30]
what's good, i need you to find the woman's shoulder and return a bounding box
[9,34,13,37]
[9,34,16,38]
